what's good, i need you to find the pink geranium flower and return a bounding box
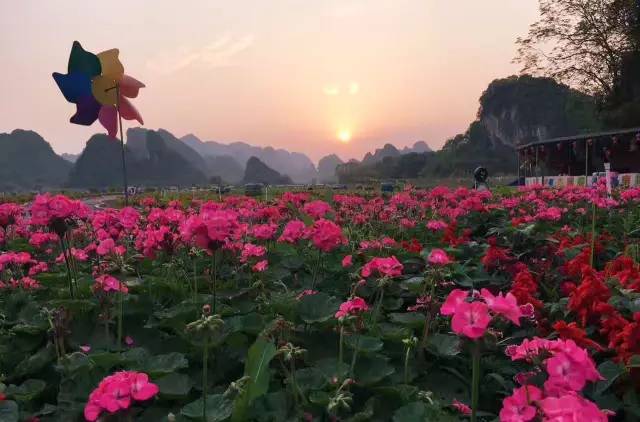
[427,248,452,266]
[480,289,523,325]
[335,296,370,319]
[341,254,353,268]
[499,385,542,422]
[240,243,266,263]
[361,256,403,278]
[303,200,333,219]
[440,289,469,316]
[278,220,306,243]
[451,301,491,339]
[307,219,346,252]
[253,260,268,272]
[452,399,472,415]
[84,371,158,421]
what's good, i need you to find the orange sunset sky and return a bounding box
[0,1,539,162]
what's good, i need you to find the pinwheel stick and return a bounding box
[106,84,129,206]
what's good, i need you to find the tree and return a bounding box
[515,0,637,98]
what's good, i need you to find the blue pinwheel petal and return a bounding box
[70,95,101,126]
[67,41,101,78]
[52,72,92,103]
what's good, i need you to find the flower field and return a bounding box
[1,184,640,422]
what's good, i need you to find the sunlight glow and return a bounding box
[338,130,352,143]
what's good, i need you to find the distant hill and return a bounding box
[362,144,401,165]
[61,153,79,163]
[317,154,344,183]
[401,141,432,154]
[243,156,292,185]
[338,75,602,182]
[182,134,317,183]
[204,155,244,184]
[69,130,207,188]
[360,141,433,166]
[477,75,601,147]
[156,129,210,176]
[0,130,71,191]
[68,134,132,189]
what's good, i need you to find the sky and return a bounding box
[0,1,539,163]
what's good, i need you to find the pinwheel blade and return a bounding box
[52,72,92,103]
[68,41,101,78]
[120,75,146,98]
[119,96,144,125]
[97,49,124,79]
[70,95,101,126]
[98,105,118,138]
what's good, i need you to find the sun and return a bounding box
[338,130,352,143]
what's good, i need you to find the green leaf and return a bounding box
[595,360,624,395]
[181,394,233,421]
[393,401,427,421]
[297,292,340,324]
[626,355,640,369]
[144,352,188,377]
[393,401,457,422]
[388,312,425,329]
[156,373,191,399]
[400,277,425,293]
[425,334,461,357]
[13,345,56,378]
[0,400,18,422]
[345,335,383,353]
[309,390,330,405]
[354,355,395,386]
[232,337,277,422]
[294,367,327,392]
[6,379,46,402]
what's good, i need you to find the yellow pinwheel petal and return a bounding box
[97,49,124,80]
[92,75,118,106]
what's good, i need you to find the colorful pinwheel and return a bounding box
[52,41,145,138]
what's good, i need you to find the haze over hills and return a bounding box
[181,134,318,183]
[338,75,601,183]
[0,75,605,191]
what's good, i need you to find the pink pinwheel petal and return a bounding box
[119,97,144,125]
[120,75,145,98]
[98,105,118,138]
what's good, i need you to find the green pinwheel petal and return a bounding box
[68,41,101,77]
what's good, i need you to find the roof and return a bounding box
[516,127,640,150]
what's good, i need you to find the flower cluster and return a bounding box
[29,194,89,232]
[501,338,608,421]
[335,296,370,320]
[93,275,129,294]
[361,256,403,278]
[440,288,524,339]
[84,371,158,421]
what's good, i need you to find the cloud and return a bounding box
[323,82,360,96]
[323,84,340,96]
[146,34,254,74]
[328,1,365,19]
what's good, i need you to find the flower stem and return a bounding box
[203,336,209,421]
[349,334,360,379]
[471,341,481,422]
[403,344,411,384]
[590,203,596,267]
[212,250,219,314]
[117,290,123,351]
[371,288,385,331]
[338,324,344,381]
[59,237,74,298]
[193,258,198,302]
